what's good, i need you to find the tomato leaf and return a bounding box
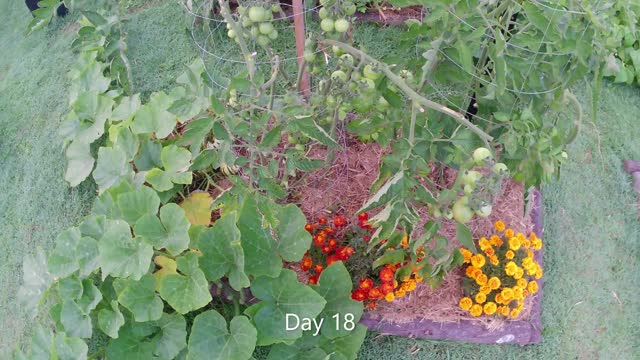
[456,222,476,253]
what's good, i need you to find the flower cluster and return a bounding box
[458,220,543,319]
[301,215,355,285]
[351,262,424,311]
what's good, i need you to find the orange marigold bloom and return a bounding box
[528,280,539,294]
[490,255,499,266]
[304,224,314,233]
[494,293,504,304]
[479,237,491,251]
[326,255,340,266]
[509,237,521,251]
[483,302,497,315]
[517,278,528,289]
[479,285,491,294]
[484,247,495,257]
[505,250,515,260]
[318,217,327,225]
[504,229,514,238]
[379,267,395,283]
[381,282,395,295]
[314,264,324,274]
[322,245,332,254]
[471,254,486,268]
[494,221,506,232]
[471,268,483,279]
[470,304,483,317]
[465,266,476,278]
[510,308,521,319]
[401,233,409,248]
[359,278,374,291]
[333,215,346,228]
[366,301,378,310]
[327,238,338,250]
[488,277,501,290]
[368,287,384,300]
[336,246,355,261]
[475,292,487,304]
[358,212,369,221]
[351,289,366,301]
[313,234,326,247]
[475,274,488,286]
[459,297,473,310]
[308,274,319,285]
[460,248,473,263]
[489,235,503,247]
[301,256,313,271]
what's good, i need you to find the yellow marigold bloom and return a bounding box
[522,257,533,268]
[528,281,539,294]
[494,293,504,304]
[483,302,497,315]
[498,306,510,317]
[475,292,487,304]
[472,268,483,279]
[475,273,488,286]
[510,308,521,319]
[505,250,515,260]
[484,247,495,257]
[490,255,499,266]
[516,232,526,242]
[395,289,406,298]
[470,304,483,317]
[401,232,409,248]
[532,238,542,251]
[505,261,517,276]
[415,275,424,283]
[504,229,514,238]
[517,278,528,289]
[479,237,490,251]
[513,267,524,280]
[501,288,514,301]
[509,237,521,251]
[405,281,417,292]
[460,248,473,263]
[488,277,501,290]
[465,266,475,278]
[459,297,473,310]
[526,249,534,259]
[523,290,530,298]
[517,300,524,310]
[523,239,531,248]
[514,287,524,300]
[479,285,491,294]
[489,235,503,247]
[385,292,395,302]
[494,221,505,232]
[471,254,486,268]
[529,232,538,241]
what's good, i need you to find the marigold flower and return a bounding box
[309,274,319,285]
[488,277,501,290]
[499,306,510,317]
[318,216,327,225]
[510,308,521,319]
[304,224,314,233]
[368,287,384,300]
[490,255,499,266]
[403,280,417,292]
[460,248,473,263]
[359,219,372,230]
[513,267,524,280]
[475,273,488,286]
[359,278,374,291]
[328,238,338,250]
[395,289,406,298]
[483,302,497,315]
[358,212,369,221]
[333,215,346,228]
[415,275,424,283]
[475,292,487,304]
[501,288,514,301]
[523,239,531,248]
[465,266,475,278]
[381,282,395,295]
[504,229,514,238]
[379,267,395,283]
[528,280,539,294]
[313,234,326,247]
[325,227,335,235]
[470,304,483,317]
[517,278,527,289]
[509,237,521,251]
[479,285,491,294]
[326,255,340,266]
[526,249,534,259]
[471,254,486,268]
[401,233,409,248]
[459,297,473,310]
[505,261,517,276]
[351,289,366,301]
[484,247,495,257]
[301,256,313,271]
[534,267,543,280]
[322,245,332,254]
[513,287,524,300]
[494,221,505,232]
[490,235,503,247]
[494,293,504,304]
[505,250,515,260]
[314,264,324,274]
[532,238,543,251]
[366,301,378,310]
[384,292,395,302]
[471,267,483,279]
[479,237,490,251]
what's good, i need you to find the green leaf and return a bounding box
[187,311,257,360]
[236,198,281,278]
[48,227,81,278]
[319,324,367,360]
[18,248,52,318]
[76,236,100,278]
[250,270,326,341]
[58,276,83,300]
[158,252,212,314]
[27,326,88,360]
[312,262,364,339]
[358,171,404,213]
[111,94,142,122]
[118,186,161,225]
[113,274,164,322]
[293,116,339,148]
[93,147,133,194]
[61,300,92,338]
[275,204,312,262]
[112,126,140,161]
[146,145,193,192]
[372,249,405,270]
[135,140,163,171]
[134,203,191,256]
[179,191,213,226]
[65,140,95,187]
[53,333,88,360]
[77,279,102,313]
[131,92,178,139]
[70,91,114,144]
[98,300,125,338]
[99,219,154,281]
[456,222,476,253]
[153,313,188,360]
[105,324,156,360]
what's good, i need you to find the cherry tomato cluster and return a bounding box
[301,215,355,285]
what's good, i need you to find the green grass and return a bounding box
[1,0,639,359]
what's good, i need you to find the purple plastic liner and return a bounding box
[359,188,544,345]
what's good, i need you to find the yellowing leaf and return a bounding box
[153,255,178,291]
[180,192,213,226]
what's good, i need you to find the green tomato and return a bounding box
[339,54,354,67]
[227,29,236,39]
[342,2,356,15]
[331,70,348,82]
[248,6,266,22]
[226,22,233,30]
[452,197,473,223]
[295,144,305,151]
[561,151,568,160]
[463,184,474,195]
[472,147,492,165]
[363,64,380,80]
[377,96,389,108]
[319,0,335,6]
[268,29,278,40]
[271,4,281,13]
[250,26,259,38]
[334,18,350,33]
[241,17,253,27]
[433,208,442,219]
[237,6,247,15]
[492,163,509,176]
[360,78,375,92]
[288,135,298,144]
[399,70,414,84]
[350,71,361,81]
[318,7,329,19]
[320,18,335,32]
[304,51,316,62]
[475,204,492,218]
[259,22,274,35]
[332,45,344,56]
[460,170,482,186]
[257,35,270,47]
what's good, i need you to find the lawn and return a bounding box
[0,0,638,359]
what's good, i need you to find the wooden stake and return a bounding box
[292,0,310,98]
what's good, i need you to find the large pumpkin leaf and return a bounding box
[275,204,311,262]
[312,262,364,339]
[18,247,53,318]
[158,252,211,314]
[187,311,257,360]
[105,322,157,360]
[93,147,133,194]
[236,197,281,278]
[198,212,249,290]
[99,219,154,281]
[117,186,161,225]
[250,269,326,341]
[131,91,177,139]
[48,227,81,278]
[76,235,100,277]
[318,324,367,360]
[69,91,114,144]
[60,300,93,338]
[64,140,94,187]
[113,274,163,322]
[179,191,213,226]
[98,300,125,338]
[27,326,88,360]
[134,203,190,256]
[146,145,193,192]
[152,312,188,360]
